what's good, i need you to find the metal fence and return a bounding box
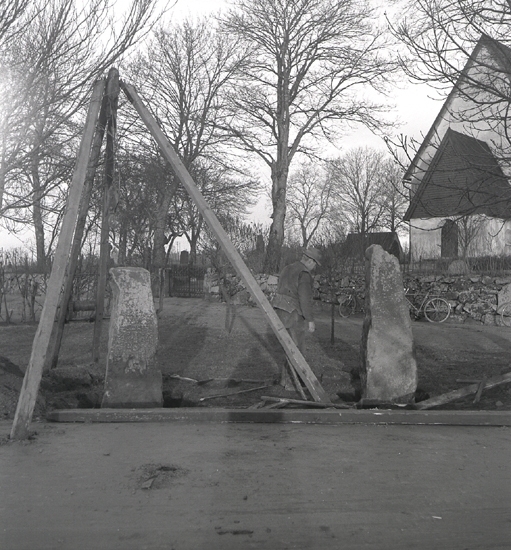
[166,265,206,298]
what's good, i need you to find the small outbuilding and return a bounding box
[343,232,405,263]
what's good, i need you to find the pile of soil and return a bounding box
[1,297,511,418]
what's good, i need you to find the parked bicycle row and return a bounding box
[335,287,452,323]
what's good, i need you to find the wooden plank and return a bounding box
[47,92,109,370]
[473,375,487,404]
[416,371,511,410]
[93,68,119,363]
[198,385,271,402]
[261,396,352,409]
[288,359,307,400]
[46,407,511,426]
[10,79,106,440]
[120,81,330,403]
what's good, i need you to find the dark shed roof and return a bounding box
[404,129,511,220]
[344,232,404,262]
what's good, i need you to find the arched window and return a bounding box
[441,219,458,258]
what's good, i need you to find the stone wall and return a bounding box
[319,272,511,325]
[206,269,511,326]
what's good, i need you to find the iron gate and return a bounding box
[167,265,206,297]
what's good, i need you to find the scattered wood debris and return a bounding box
[356,399,415,410]
[259,396,352,409]
[473,375,487,404]
[416,371,511,410]
[169,375,199,383]
[169,375,271,386]
[198,385,271,402]
[198,378,271,387]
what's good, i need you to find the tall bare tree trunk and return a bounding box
[0,133,6,212]
[117,223,127,266]
[263,69,290,274]
[31,164,46,272]
[263,157,289,274]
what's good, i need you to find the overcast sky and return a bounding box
[1,0,443,251]
[166,0,442,232]
[168,0,443,148]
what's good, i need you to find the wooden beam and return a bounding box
[415,371,511,410]
[93,68,119,363]
[473,375,487,404]
[10,79,106,440]
[120,81,330,403]
[47,92,109,370]
[261,396,352,409]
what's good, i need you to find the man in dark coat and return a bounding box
[273,248,321,390]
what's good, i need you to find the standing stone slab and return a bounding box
[102,267,162,408]
[361,245,417,404]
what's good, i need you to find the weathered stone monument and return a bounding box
[102,267,162,408]
[360,245,417,404]
[447,258,470,275]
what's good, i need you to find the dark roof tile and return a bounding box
[404,129,511,220]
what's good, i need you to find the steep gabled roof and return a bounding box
[404,129,511,220]
[404,34,511,181]
[484,34,511,73]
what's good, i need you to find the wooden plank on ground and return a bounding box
[473,375,487,404]
[10,79,106,440]
[261,396,352,409]
[46,408,511,426]
[120,81,330,404]
[416,371,511,410]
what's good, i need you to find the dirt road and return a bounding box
[1,419,510,550]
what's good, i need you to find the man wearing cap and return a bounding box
[272,248,322,390]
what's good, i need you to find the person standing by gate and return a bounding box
[272,248,322,390]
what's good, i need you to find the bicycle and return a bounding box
[404,289,451,323]
[497,302,511,326]
[338,288,363,318]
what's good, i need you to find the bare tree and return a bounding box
[221,0,398,273]
[0,0,31,45]
[111,147,175,267]
[123,17,252,270]
[329,147,390,238]
[458,214,487,259]
[0,0,160,268]
[286,161,341,247]
[377,158,409,234]
[172,162,259,260]
[387,0,511,167]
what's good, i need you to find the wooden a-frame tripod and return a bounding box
[10,69,331,440]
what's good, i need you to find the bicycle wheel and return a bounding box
[499,302,511,327]
[424,298,451,323]
[338,294,356,317]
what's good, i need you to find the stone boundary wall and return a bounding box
[319,273,511,326]
[204,269,511,326]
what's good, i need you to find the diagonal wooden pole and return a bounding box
[121,81,330,404]
[47,91,109,370]
[93,68,119,363]
[10,79,106,440]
